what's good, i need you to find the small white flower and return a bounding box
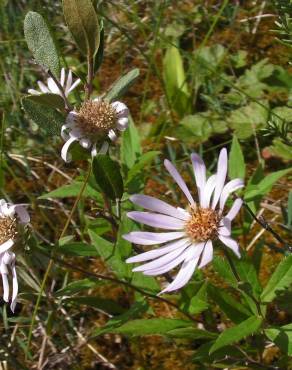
[0,199,30,312]
[61,97,129,162]
[123,148,244,294]
[28,68,81,98]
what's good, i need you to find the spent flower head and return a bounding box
[0,199,30,312]
[61,97,129,162]
[123,148,244,294]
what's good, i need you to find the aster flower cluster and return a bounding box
[0,200,29,312]
[123,148,244,294]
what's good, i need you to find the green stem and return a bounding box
[25,163,92,358]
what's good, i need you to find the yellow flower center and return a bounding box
[185,206,220,242]
[76,100,117,139]
[0,216,17,245]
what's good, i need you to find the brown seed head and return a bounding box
[185,206,220,242]
[76,100,117,140]
[0,216,17,245]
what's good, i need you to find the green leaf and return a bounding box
[63,0,100,57]
[101,318,193,337]
[233,256,263,298]
[287,191,292,227]
[209,316,263,354]
[26,93,65,110]
[92,154,124,200]
[120,118,142,170]
[94,20,104,72]
[89,230,131,279]
[244,168,292,202]
[126,151,160,185]
[89,230,159,293]
[54,278,101,297]
[207,284,251,324]
[228,135,245,180]
[265,323,292,355]
[228,102,269,139]
[92,300,149,336]
[24,11,60,77]
[166,327,216,340]
[39,181,101,201]
[59,242,99,257]
[261,255,292,303]
[163,45,190,116]
[22,96,64,136]
[105,69,140,102]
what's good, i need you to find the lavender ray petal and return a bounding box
[191,153,206,204]
[199,240,213,268]
[130,194,189,221]
[219,235,241,258]
[211,148,228,209]
[219,178,244,212]
[126,238,190,264]
[123,231,186,246]
[164,159,195,206]
[225,198,243,221]
[200,175,217,208]
[127,211,185,230]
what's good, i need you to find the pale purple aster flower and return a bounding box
[123,148,244,294]
[61,97,129,162]
[0,199,30,312]
[28,68,81,98]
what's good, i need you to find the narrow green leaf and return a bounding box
[105,69,140,102]
[265,323,292,355]
[245,168,292,202]
[59,242,99,257]
[163,45,190,116]
[39,182,101,201]
[22,96,64,136]
[103,318,193,336]
[209,316,263,354]
[261,255,292,303]
[121,118,142,170]
[288,191,292,227]
[63,0,100,57]
[89,230,131,279]
[92,154,124,200]
[92,300,149,337]
[207,284,251,323]
[24,11,60,77]
[54,279,101,297]
[94,21,104,72]
[26,93,65,110]
[228,135,245,179]
[167,327,217,340]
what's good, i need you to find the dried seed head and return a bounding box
[76,100,117,140]
[0,216,18,245]
[185,206,220,242]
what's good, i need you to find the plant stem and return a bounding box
[25,162,92,358]
[243,201,292,253]
[40,250,196,324]
[86,53,94,100]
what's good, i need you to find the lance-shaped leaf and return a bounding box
[261,255,292,303]
[93,154,124,200]
[265,323,292,355]
[209,316,263,354]
[22,96,64,136]
[25,93,65,110]
[24,11,60,77]
[228,135,245,180]
[63,0,100,57]
[105,69,140,102]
